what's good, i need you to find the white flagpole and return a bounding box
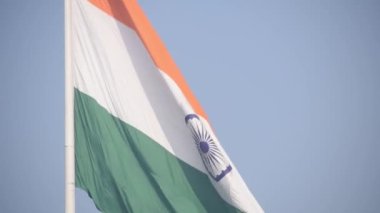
[65,0,75,212]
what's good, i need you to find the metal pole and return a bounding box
[65,0,75,212]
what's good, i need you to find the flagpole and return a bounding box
[65,0,75,212]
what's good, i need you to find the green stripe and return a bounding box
[74,89,242,213]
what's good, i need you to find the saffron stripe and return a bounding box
[88,0,207,119]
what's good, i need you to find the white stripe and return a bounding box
[72,0,263,212]
[73,0,205,173]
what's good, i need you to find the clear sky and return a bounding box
[0,0,379,212]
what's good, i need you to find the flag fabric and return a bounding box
[72,0,264,212]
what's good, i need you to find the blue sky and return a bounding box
[0,0,379,212]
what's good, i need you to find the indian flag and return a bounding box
[65,0,264,212]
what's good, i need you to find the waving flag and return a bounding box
[68,0,264,212]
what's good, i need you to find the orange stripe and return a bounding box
[88,0,207,120]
